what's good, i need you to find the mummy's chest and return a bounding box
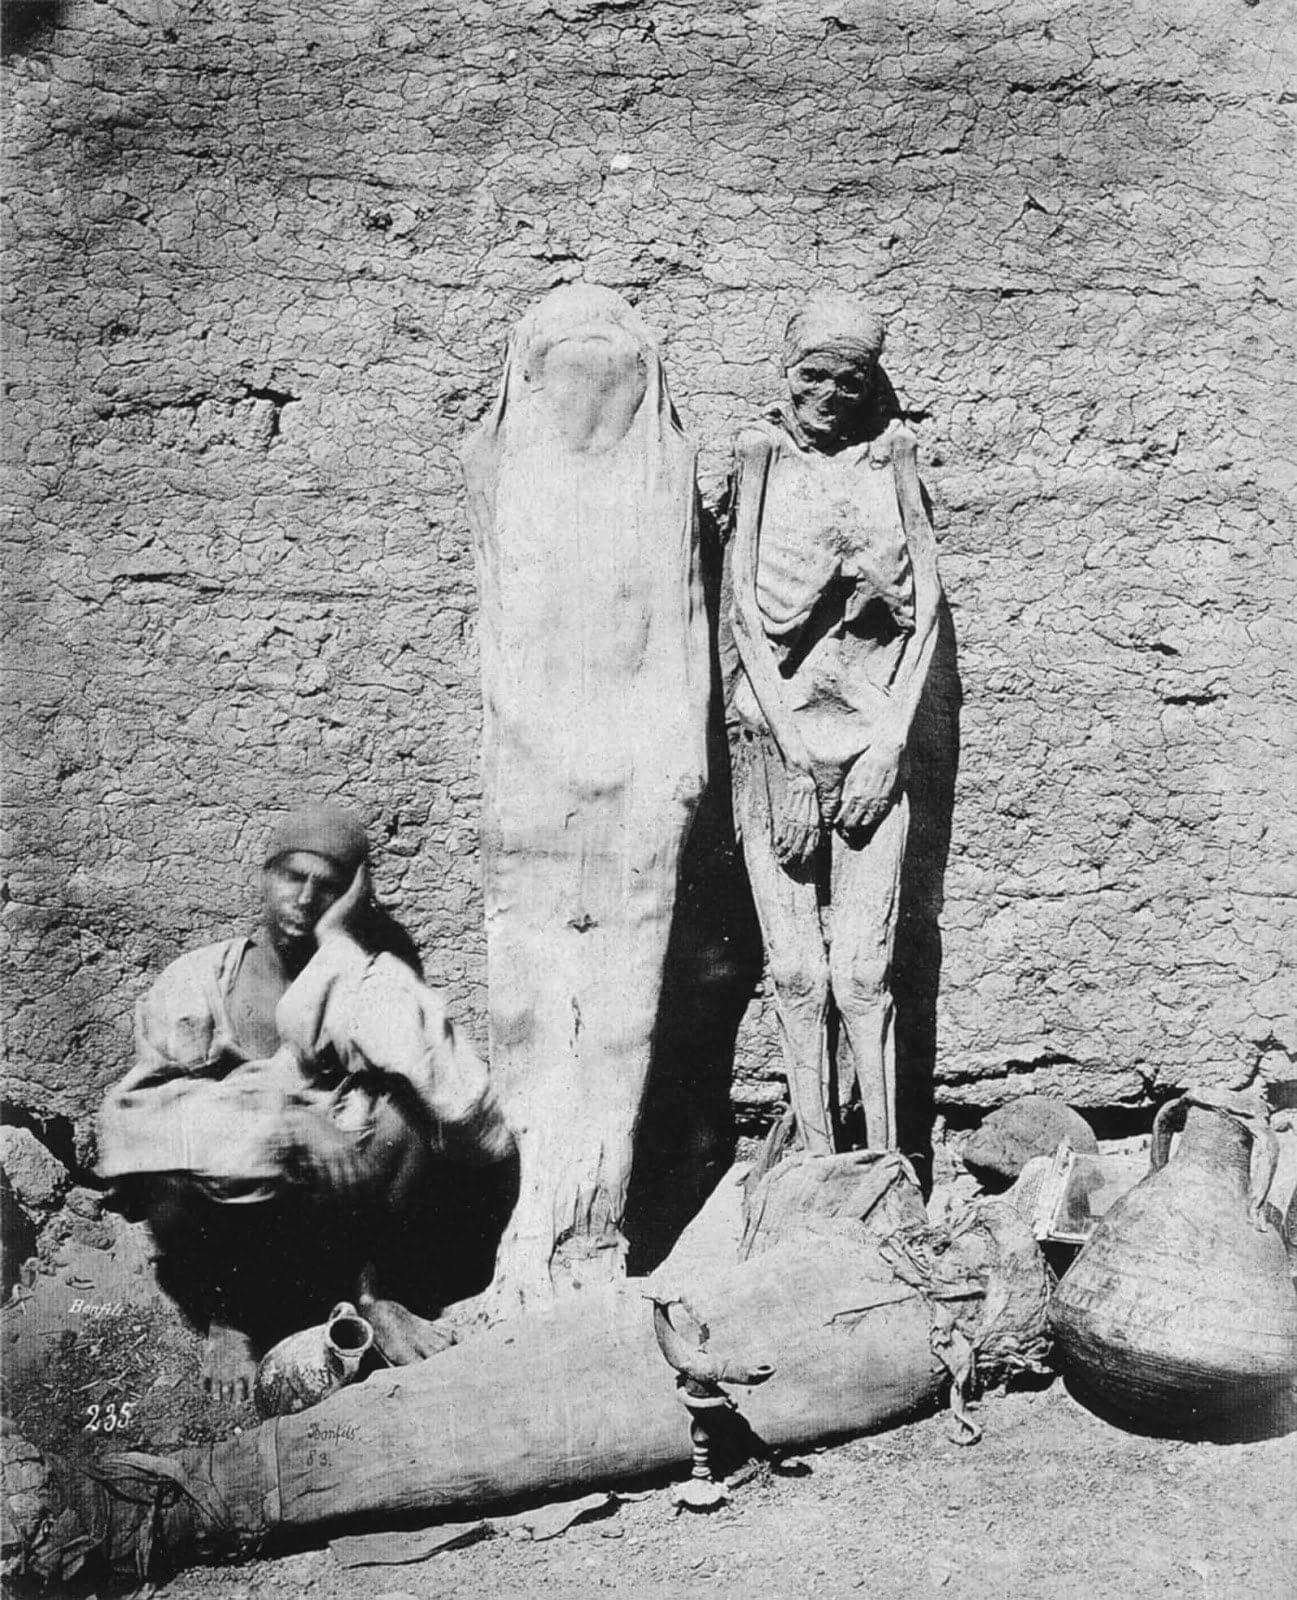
[755,454,910,635]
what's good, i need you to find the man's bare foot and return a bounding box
[201,1320,257,1404]
[359,1294,456,1365]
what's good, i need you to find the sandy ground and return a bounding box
[3,1195,1295,1600]
[137,1383,1297,1600]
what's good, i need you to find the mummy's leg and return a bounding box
[828,794,909,1150]
[734,748,834,1154]
[486,803,689,1294]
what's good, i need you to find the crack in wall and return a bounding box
[1,0,1292,1135]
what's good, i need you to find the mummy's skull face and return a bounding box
[786,350,876,446]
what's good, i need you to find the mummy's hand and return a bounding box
[774,767,822,868]
[835,739,903,839]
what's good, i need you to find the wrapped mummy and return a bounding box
[460,286,709,1298]
[0,1156,1052,1588]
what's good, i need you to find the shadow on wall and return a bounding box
[625,501,764,1274]
[893,598,962,1184]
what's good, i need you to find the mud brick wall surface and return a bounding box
[3,0,1294,1146]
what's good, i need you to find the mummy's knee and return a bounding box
[829,948,894,1014]
[767,954,830,1011]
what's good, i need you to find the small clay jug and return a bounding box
[253,1301,374,1419]
[1051,1088,1297,1428]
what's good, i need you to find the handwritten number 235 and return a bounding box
[84,1401,134,1433]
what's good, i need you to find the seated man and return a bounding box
[99,804,516,1401]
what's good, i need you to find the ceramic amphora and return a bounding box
[1051,1088,1297,1428]
[253,1301,374,1419]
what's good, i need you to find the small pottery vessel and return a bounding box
[253,1302,374,1419]
[1051,1088,1297,1428]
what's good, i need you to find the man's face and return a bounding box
[262,850,349,953]
[787,350,876,445]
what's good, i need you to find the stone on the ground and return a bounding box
[963,1096,1098,1184]
[0,1127,69,1223]
[64,1187,104,1221]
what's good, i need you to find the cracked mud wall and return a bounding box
[3,0,1294,1146]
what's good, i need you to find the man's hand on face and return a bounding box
[314,863,372,947]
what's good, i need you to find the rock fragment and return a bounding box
[0,1128,69,1224]
[963,1096,1098,1185]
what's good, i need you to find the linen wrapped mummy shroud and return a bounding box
[460,286,709,1282]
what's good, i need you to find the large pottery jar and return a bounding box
[1051,1088,1297,1429]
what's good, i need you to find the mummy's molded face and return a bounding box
[523,325,648,452]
